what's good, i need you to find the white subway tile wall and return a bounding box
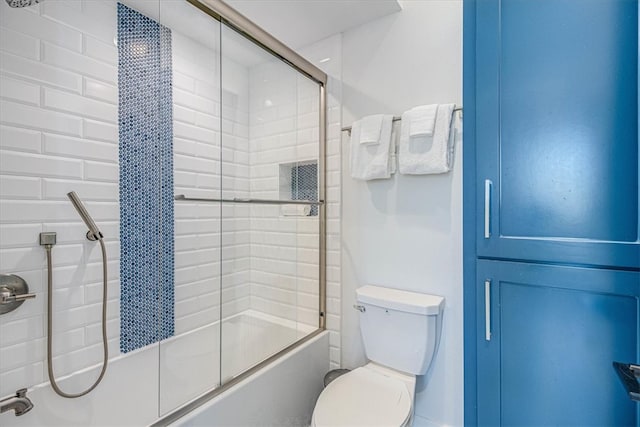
[0,0,341,398]
[0,1,121,396]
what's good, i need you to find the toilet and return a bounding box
[312,285,444,427]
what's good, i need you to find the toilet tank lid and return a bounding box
[356,285,444,315]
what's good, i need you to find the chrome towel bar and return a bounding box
[174,194,324,206]
[341,106,463,134]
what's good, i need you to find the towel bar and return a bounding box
[174,195,323,205]
[341,106,463,134]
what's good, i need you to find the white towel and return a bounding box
[359,114,384,145]
[281,205,311,216]
[398,104,455,175]
[409,104,438,137]
[350,114,394,180]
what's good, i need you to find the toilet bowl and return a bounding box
[311,363,415,427]
[311,285,444,427]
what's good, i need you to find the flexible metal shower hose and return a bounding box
[45,238,108,398]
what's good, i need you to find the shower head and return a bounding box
[67,191,103,241]
[5,0,40,7]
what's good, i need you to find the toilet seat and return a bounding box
[312,366,412,427]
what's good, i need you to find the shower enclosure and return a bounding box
[0,0,326,424]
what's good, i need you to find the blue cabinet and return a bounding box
[475,0,639,269]
[466,0,640,424]
[477,260,639,426]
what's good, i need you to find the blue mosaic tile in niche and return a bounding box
[291,163,318,216]
[117,3,175,353]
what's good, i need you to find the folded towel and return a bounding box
[359,114,384,145]
[409,104,438,137]
[281,205,312,216]
[398,104,455,175]
[350,114,394,180]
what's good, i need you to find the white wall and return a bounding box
[340,2,463,426]
[0,0,127,397]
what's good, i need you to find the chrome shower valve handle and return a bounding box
[0,275,36,315]
[0,287,36,304]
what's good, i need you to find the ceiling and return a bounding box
[121,0,402,68]
[224,0,403,49]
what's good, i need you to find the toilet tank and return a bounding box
[356,285,444,375]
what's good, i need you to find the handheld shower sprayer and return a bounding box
[67,191,103,241]
[39,191,109,398]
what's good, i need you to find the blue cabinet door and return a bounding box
[477,260,640,426]
[475,0,639,268]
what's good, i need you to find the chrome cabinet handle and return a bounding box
[484,179,492,239]
[485,279,492,341]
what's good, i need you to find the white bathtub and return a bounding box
[159,310,318,414]
[1,311,327,427]
[168,330,328,427]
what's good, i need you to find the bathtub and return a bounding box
[165,330,328,427]
[158,311,321,415]
[1,311,328,427]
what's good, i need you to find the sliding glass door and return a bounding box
[220,22,322,383]
[157,0,325,417]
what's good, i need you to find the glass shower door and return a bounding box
[155,0,324,414]
[219,22,322,383]
[157,0,222,416]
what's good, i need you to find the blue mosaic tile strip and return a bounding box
[117,3,174,353]
[291,163,318,216]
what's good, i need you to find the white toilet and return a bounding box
[312,285,444,427]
